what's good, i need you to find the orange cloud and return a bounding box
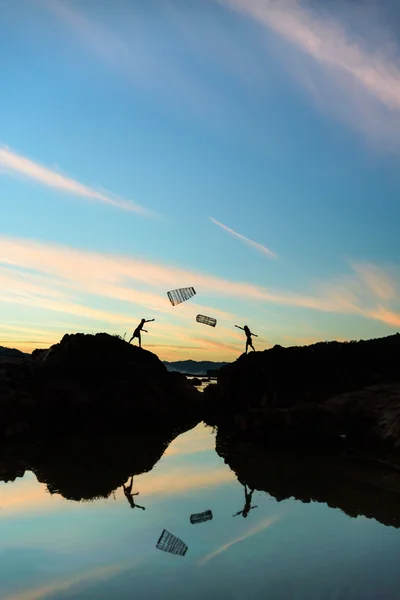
[1,235,400,360]
[164,426,215,456]
[0,477,65,515]
[135,465,233,497]
[367,306,400,328]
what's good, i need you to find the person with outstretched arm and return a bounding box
[235,324,257,353]
[123,477,146,511]
[233,484,257,518]
[129,318,155,348]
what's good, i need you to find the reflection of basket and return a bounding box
[156,529,188,556]
[190,510,213,524]
[167,287,196,306]
[196,314,217,327]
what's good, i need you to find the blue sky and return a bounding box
[1,0,400,359]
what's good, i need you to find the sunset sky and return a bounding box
[1,0,400,360]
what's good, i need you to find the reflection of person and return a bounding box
[235,325,257,353]
[233,484,257,518]
[129,318,155,348]
[123,477,145,510]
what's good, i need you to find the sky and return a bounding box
[1,0,400,360]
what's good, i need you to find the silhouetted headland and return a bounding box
[0,333,202,441]
[204,333,400,461]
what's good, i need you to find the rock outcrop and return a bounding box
[0,333,201,440]
[205,334,400,457]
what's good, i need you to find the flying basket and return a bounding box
[196,314,217,327]
[190,510,213,524]
[167,287,196,307]
[156,529,188,556]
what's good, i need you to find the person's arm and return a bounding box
[235,325,244,331]
[145,319,155,323]
[250,332,258,337]
[143,329,148,333]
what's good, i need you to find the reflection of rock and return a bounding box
[216,427,400,528]
[0,420,198,501]
[0,333,201,439]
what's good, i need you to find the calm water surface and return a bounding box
[1,423,400,600]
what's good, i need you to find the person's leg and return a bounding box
[128,335,134,344]
[245,340,249,354]
[138,332,142,348]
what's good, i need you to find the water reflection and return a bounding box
[0,419,200,503]
[216,425,400,528]
[1,423,400,599]
[233,484,257,519]
[122,477,146,511]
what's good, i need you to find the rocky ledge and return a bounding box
[0,333,201,440]
[204,333,400,460]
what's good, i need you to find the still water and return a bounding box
[1,423,400,600]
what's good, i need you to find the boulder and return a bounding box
[0,333,202,439]
[205,334,400,456]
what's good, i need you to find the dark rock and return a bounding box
[189,377,203,387]
[0,333,202,439]
[215,427,400,528]
[0,346,27,359]
[207,333,400,456]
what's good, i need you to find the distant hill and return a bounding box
[163,360,229,375]
[0,346,27,359]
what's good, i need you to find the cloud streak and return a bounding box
[219,0,400,147]
[222,0,400,111]
[199,515,281,565]
[1,236,400,358]
[210,216,277,258]
[0,147,154,216]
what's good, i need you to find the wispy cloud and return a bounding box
[220,0,400,146]
[210,216,277,258]
[199,515,281,566]
[223,0,400,111]
[352,263,396,301]
[0,147,154,216]
[1,236,400,358]
[4,560,137,600]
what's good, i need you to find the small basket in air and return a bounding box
[190,510,213,524]
[167,287,196,306]
[156,529,188,556]
[196,314,217,327]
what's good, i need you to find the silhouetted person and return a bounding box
[123,477,145,510]
[129,318,155,348]
[233,485,257,518]
[235,325,257,353]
